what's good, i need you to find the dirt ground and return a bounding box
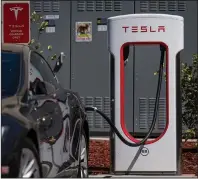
[88,140,198,175]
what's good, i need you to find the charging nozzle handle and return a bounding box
[85,106,144,147]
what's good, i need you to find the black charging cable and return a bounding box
[85,45,166,147]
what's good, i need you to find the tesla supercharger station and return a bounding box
[108,14,184,174]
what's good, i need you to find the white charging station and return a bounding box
[108,14,184,174]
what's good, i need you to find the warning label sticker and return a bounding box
[75,22,92,42]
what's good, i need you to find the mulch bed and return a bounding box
[88,140,198,175]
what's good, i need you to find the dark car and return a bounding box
[1,43,90,178]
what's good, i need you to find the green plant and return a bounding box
[154,54,198,141]
[28,11,57,60]
[181,54,198,130]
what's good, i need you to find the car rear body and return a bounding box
[1,43,89,178]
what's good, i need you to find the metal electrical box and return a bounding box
[70,1,135,134]
[30,0,197,136]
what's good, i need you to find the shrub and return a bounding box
[181,54,198,141]
[154,54,198,141]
